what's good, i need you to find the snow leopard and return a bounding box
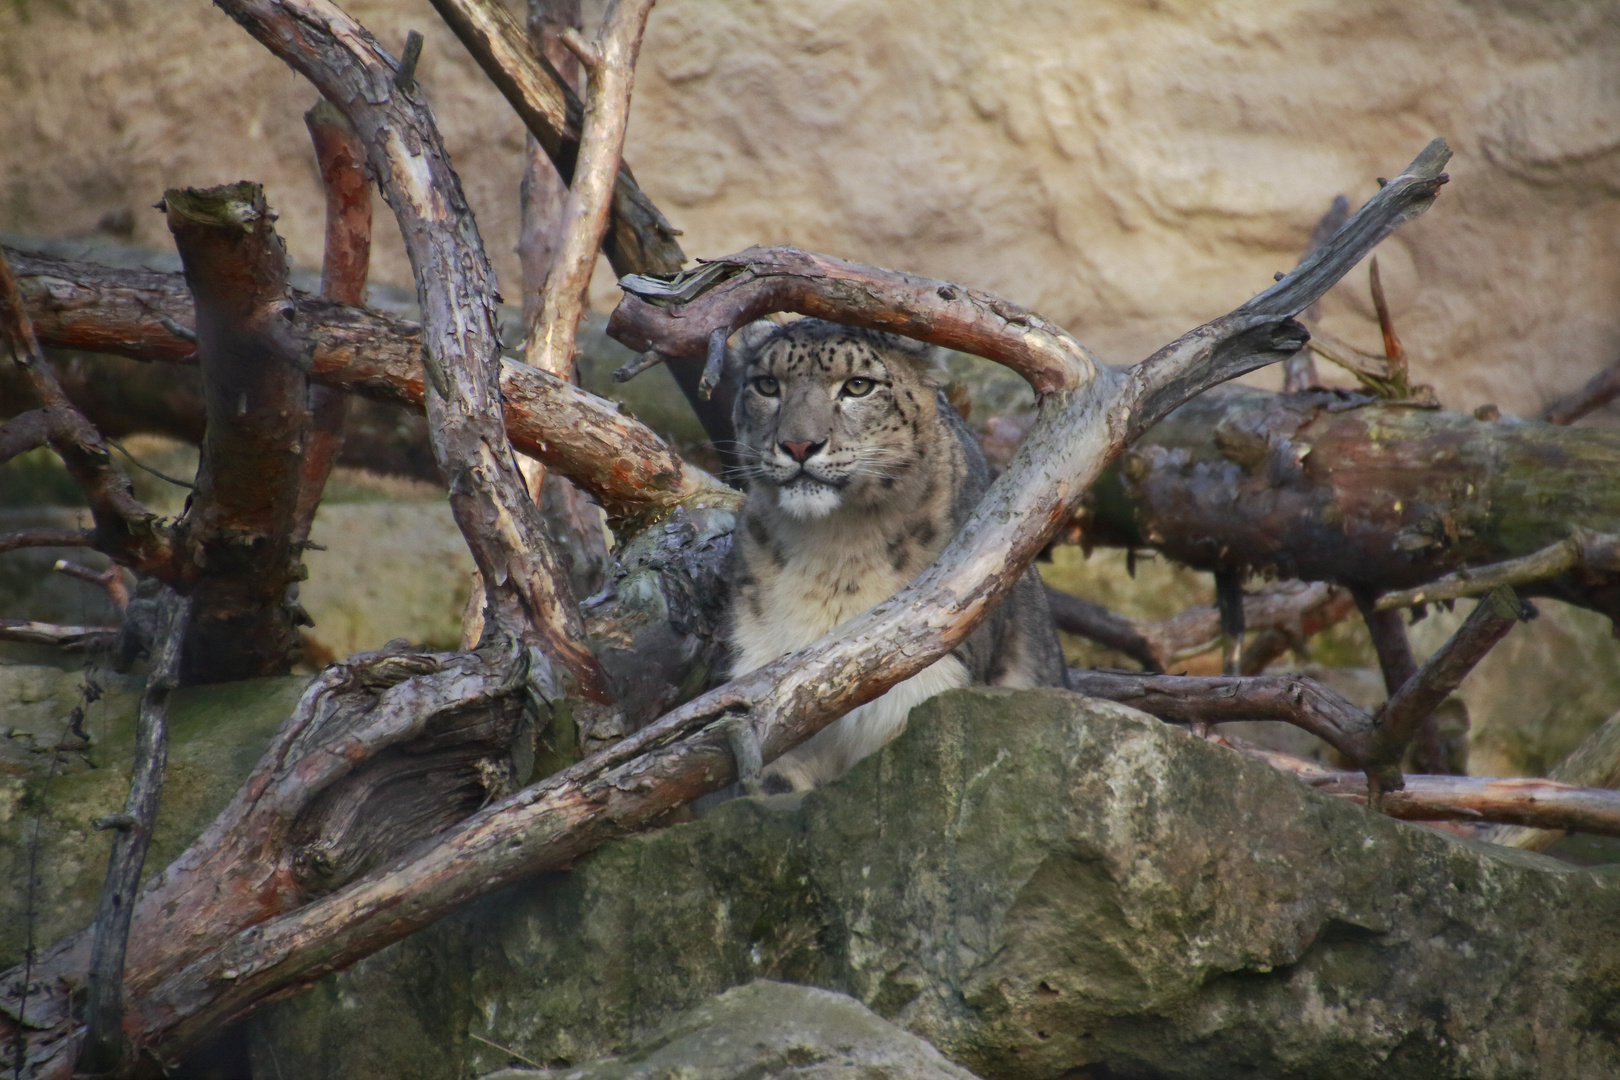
[726,317,1067,791]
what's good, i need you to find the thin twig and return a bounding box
[1543,358,1620,426]
[1376,530,1620,610]
[1368,255,1406,393]
[0,618,119,651]
[77,591,188,1076]
[52,560,130,612]
[0,527,94,555]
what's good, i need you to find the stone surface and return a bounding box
[481,980,981,1080]
[2,1,1618,422]
[0,664,307,969]
[248,688,1620,1080]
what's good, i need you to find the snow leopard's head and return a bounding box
[732,319,946,521]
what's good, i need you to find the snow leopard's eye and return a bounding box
[752,375,780,397]
[840,377,876,398]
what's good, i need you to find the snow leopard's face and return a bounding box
[733,321,941,520]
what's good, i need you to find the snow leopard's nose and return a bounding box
[780,439,824,463]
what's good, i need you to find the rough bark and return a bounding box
[1082,384,1620,621]
[163,184,314,682]
[424,0,685,279]
[9,246,725,525]
[295,100,372,542]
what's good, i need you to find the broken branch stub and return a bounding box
[163,183,315,681]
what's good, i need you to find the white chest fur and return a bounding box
[731,521,968,789]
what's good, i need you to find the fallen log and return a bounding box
[1079,385,1620,621]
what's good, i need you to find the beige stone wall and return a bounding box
[4,0,1619,416]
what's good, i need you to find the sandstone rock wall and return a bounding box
[3,0,1618,418]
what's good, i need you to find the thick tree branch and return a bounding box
[163,184,314,681]
[294,99,372,542]
[425,0,684,278]
[78,592,187,1076]
[9,247,727,526]
[213,0,610,701]
[1086,385,1620,622]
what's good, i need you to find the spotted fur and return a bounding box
[726,319,1067,790]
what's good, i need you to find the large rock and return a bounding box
[483,981,981,1080]
[249,688,1620,1080]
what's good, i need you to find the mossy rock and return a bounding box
[250,689,1620,1079]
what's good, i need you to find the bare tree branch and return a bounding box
[1226,736,1620,837]
[524,0,653,380]
[1044,587,1163,672]
[1486,708,1620,851]
[0,618,117,650]
[609,246,1100,397]
[294,99,372,543]
[0,250,174,577]
[77,592,187,1077]
[0,527,94,555]
[1068,668,1378,765]
[1543,357,1620,426]
[425,0,684,278]
[9,247,728,527]
[1377,529,1620,611]
[1368,586,1529,785]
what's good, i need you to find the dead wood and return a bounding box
[0,251,174,578]
[1225,737,1620,837]
[1082,384,1620,622]
[162,184,315,681]
[1068,668,1379,764]
[295,100,373,542]
[1377,529,1620,611]
[1543,356,1620,426]
[77,591,187,1076]
[1486,708,1620,851]
[79,140,1443,1068]
[1367,586,1529,789]
[1048,579,1354,675]
[425,0,685,279]
[0,618,118,650]
[0,30,1450,1064]
[8,246,726,525]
